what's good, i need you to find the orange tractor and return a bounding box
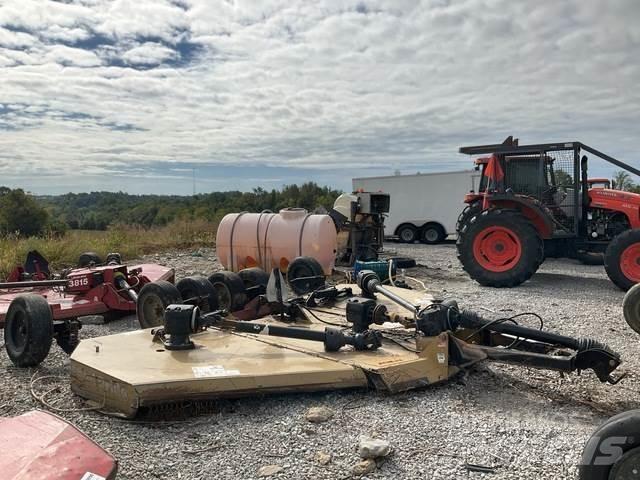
[457,138,640,290]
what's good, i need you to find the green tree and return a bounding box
[0,188,49,236]
[612,171,635,191]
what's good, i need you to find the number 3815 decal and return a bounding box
[69,277,90,288]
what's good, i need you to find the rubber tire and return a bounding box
[577,251,605,266]
[420,224,445,244]
[238,267,270,300]
[78,252,102,267]
[623,283,640,335]
[396,224,417,244]
[207,271,248,312]
[287,256,325,295]
[605,229,640,291]
[176,275,218,313]
[4,294,53,367]
[457,209,543,288]
[136,280,182,328]
[390,257,417,269]
[105,252,122,265]
[579,409,640,480]
[456,202,481,234]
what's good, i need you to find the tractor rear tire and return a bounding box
[579,409,640,480]
[238,267,270,300]
[456,202,481,234]
[457,209,543,287]
[207,271,247,312]
[176,276,218,313]
[623,283,640,335]
[136,280,182,328]
[604,229,640,291]
[420,224,445,244]
[287,256,325,295]
[78,252,102,267]
[4,294,53,367]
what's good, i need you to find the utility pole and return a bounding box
[192,167,196,196]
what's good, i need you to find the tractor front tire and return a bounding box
[4,294,53,367]
[623,283,640,335]
[604,229,640,291]
[136,280,182,328]
[457,209,543,288]
[579,409,640,480]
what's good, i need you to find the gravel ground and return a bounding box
[1,243,638,480]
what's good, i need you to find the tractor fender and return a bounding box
[488,195,554,239]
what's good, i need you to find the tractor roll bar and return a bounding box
[459,139,640,177]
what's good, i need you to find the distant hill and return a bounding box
[37,182,342,230]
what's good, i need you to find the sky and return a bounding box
[0,0,638,195]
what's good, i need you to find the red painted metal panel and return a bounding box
[0,410,117,479]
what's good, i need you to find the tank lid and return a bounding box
[279,207,308,219]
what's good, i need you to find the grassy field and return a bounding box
[0,219,217,278]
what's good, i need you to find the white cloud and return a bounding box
[0,0,638,193]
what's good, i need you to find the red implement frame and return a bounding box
[0,263,174,327]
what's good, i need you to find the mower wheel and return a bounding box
[287,256,325,295]
[577,250,604,266]
[4,294,53,367]
[207,271,247,312]
[420,223,445,244]
[604,229,640,291]
[238,267,270,300]
[389,256,417,269]
[457,209,543,287]
[136,280,182,328]
[623,283,640,335]
[579,409,640,480]
[78,252,102,267]
[396,224,417,243]
[176,276,218,313]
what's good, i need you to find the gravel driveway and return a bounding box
[1,243,638,480]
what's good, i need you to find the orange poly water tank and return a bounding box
[216,208,338,274]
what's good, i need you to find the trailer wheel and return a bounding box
[457,209,543,287]
[604,229,640,291]
[176,276,218,313]
[4,294,53,367]
[420,223,445,244]
[287,256,325,295]
[579,409,640,480]
[78,252,102,267]
[396,224,417,243]
[623,283,640,335]
[136,280,182,328]
[238,267,270,300]
[207,271,247,312]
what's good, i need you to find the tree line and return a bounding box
[0,182,342,236]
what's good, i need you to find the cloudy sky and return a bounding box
[0,0,638,195]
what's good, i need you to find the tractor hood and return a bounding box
[589,188,640,207]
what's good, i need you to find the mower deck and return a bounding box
[70,285,460,418]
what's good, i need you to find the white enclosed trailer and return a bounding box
[352,170,482,243]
